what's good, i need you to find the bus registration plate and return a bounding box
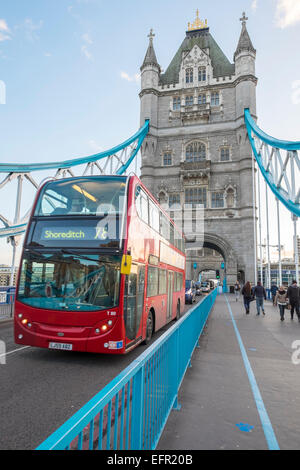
[49,342,73,351]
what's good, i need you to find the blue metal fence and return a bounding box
[37,289,217,450]
[0,286,15,318]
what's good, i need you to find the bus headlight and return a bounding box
[93,318,117,336]
[18,314,32,328]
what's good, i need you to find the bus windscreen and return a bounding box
[35,177,126,217]
[18,252,121,311]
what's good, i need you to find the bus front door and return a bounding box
[167,271,173,321]
[124,264,145,347]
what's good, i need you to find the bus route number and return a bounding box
[107,311,117,316]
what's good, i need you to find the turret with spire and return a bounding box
[234,12,256,61]
[141,29,161,71]
[234,12,257,118]
[140,29,160,127]
[234,12,256,76]
[139,30,160,186]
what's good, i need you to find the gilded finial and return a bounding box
[188,10,208,31]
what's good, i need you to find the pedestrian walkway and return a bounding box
[157,293,300,450]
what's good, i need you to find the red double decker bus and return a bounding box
[14,175,185,354]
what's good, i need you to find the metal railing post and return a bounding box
[172,328,181,411]
[130,367,145,450]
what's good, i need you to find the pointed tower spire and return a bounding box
[140,29,160,127]
[234,12,256,61]
[141,29,160,71]
[234,12,257,118]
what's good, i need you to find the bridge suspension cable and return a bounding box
[245,109,299,286]
[0,120,149,240]
[245,109,300,218]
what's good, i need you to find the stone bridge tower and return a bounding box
[139,12,257,289]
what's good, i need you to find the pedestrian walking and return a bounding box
[274,286,289,321]
[253,281,267,316]
[234,280,241,301]
[241,281,252,314]
[271,283,278,306]
[287,280,300,321]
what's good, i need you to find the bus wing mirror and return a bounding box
[121,254,132,275]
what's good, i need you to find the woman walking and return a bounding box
[274,286,289,321]
[242,281,252,314]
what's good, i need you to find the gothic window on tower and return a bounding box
[198,94,206,105]
[169,194,181,208]
[185,95,193,107]
[185,188,207,208]
[220,147,230,161]
[185,142,206,162]
[185,68,193,84]
[173,97,181,110]
[211,192,224,208]
[163,151,172,166]
[198,67,206,82]
[211,92,220,106]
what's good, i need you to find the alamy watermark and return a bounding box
[44,196,205,250]
[0,80,6,104]
[291,340,300,365]
[0,340,6,365]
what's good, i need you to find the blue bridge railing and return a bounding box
[36,289,217,450]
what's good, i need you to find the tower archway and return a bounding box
[186,232,238,290]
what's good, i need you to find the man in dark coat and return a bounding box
[253,281,267,316]
[287,280,300,321]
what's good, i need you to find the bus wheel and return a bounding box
[176,300,181,321]
[143,311,154,345]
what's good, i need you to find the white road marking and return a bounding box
[0,345,30,359]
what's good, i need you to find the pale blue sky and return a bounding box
[0,0,299,265]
